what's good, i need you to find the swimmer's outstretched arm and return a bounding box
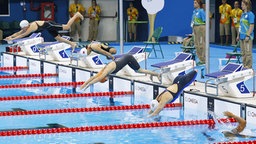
[224,111,246,134]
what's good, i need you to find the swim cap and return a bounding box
[150,100,159,111]
[19,20,29,28]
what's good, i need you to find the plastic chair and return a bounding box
[144,27,164,58]
[225,41,242,64]
[0,21,12,37]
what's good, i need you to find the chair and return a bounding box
[0,21,12,38]
[205,63,253,97]
[225,41,242,64]
[144,27,164,58]
[180,34,196,60]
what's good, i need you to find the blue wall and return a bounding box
[1,0,194,41]
[155,0,194,37]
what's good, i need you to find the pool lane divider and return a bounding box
[0,91,134,101]
[0,103,182,117]
[0,81,84,89]
[0,66,28,71]
[0,73,58,79]
[215,140,256,144]
[0,117,235,137]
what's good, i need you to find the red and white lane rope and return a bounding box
[0,73,58,79]
[0,103,181,117]
[0,117,235,137]
[0,91,133,101]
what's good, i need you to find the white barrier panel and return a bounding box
[134,81,153,104]
[113,77,131,91]
[214,99,241,118]
[75,69,91,93]
[184,93,208,119]
[246,106,256,125]
[28,59,41,74]
[2,53,14,67]
[93,72,109,92]
[16,56,27,75]
[43,62,57,83]
[58,65,72,82]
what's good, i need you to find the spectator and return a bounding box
[69,0,86,42]
[88,0,101,41]
[237,0,254,68]
[192,0,206,65]
[127,2,139,42]
[219,0,232,45]
[231,1,242,45]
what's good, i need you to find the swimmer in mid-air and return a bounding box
[149,70,198,117]
[80,54,161,90]
[86,41,117,60]
[4,12,84,50]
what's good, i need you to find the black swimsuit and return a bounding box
[111,54,140,74]
[158,70,198,103]
[35,21,63,37]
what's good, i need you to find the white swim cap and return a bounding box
[19,20,29,28]
[150,100,159,111]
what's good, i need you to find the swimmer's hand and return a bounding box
[4,36,12,41]
[80,83,89,91]
[223,111,235,118]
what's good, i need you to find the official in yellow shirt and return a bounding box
[88,0,101,41]
[231,1,243,45]
[69,0,85,42]
[219,0,232,45]
[127,2,139,42]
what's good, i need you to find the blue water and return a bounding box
[0,43,255,143]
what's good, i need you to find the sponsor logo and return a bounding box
[247,111,256,118]
[185,97,198,104]
[30,61,38,67]
[59,68,67,74]
[136,86,146,92]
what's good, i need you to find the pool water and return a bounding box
[0,43,255,144]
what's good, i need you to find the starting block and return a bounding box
[37,36,71,61]
[70,48,105,69]
[205,63,254,98]
[114,46,150,76]
[151,52,195,84]
[11,33,44,55]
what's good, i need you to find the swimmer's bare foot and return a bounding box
[75,12,84,21]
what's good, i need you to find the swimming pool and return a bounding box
[0,43,255,144]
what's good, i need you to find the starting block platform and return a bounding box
[37,36,71,62]
[151,52,195,84]
[69,48,105,69]
[205,63,254,98]
[11,33,44,56]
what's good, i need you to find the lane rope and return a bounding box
[0,103,181,117]
[0,81,84,89]
[0,73,58,79]
[0,117,235,137]
[0,66,28,71]
[0,91,134,101]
